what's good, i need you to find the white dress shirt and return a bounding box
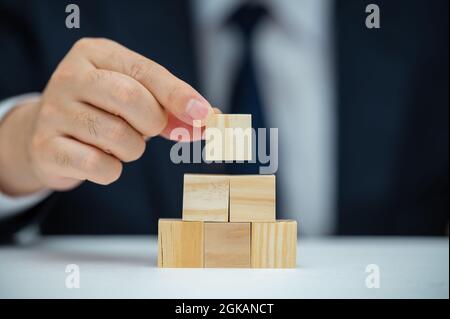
[0,0,336,235]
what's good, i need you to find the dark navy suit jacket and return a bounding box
[0,0,448,237]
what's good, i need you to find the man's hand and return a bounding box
[0,38,213,196]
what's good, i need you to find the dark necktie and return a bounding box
[225,2,269,175]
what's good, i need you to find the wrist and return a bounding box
[0,99,46,196]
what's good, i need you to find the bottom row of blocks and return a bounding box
[158,219,297,268]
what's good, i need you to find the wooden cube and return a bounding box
[251,220,297,268]
[204,222,251,268]
[158,219,204,268]
[229,175,276,222]
[182,174,229,222]
[205,114,252,161]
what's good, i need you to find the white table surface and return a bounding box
[0,236,448,299]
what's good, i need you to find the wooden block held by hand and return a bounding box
[251,220,297,268]
[182,174,229,222]
[229,175,276,222]
[158,219,204,268]
[205,114,252,161]
[204,222,251,268]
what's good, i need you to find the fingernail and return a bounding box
[186,99,210,120]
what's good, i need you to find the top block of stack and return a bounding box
[205,114,252,161]
[182,174,276,222]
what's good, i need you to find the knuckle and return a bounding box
[73,38,113,54]
[128,59,151,82]
[83,150,103,173]
[73,37,94,51]
[104,49,123,71]
[39,101,59,120]
[85,69,107,84]
[51,64,75,83]
[93,37,114,46]
[113,80,140,105]
[107,118,129,141]
[73,37,110,51]
[75,111,99,138]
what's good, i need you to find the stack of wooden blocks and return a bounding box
[158,114,297,268]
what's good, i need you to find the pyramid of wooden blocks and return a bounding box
[204,114,252,161]
[158,173,297,268]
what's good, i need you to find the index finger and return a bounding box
[73,38,212,126]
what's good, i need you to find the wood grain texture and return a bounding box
[204,222,251,268]
[205,114,252,161]
[182,174,229,222]
[229,175,276,222]
[251,220,297,268]
[158,219,204,268]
